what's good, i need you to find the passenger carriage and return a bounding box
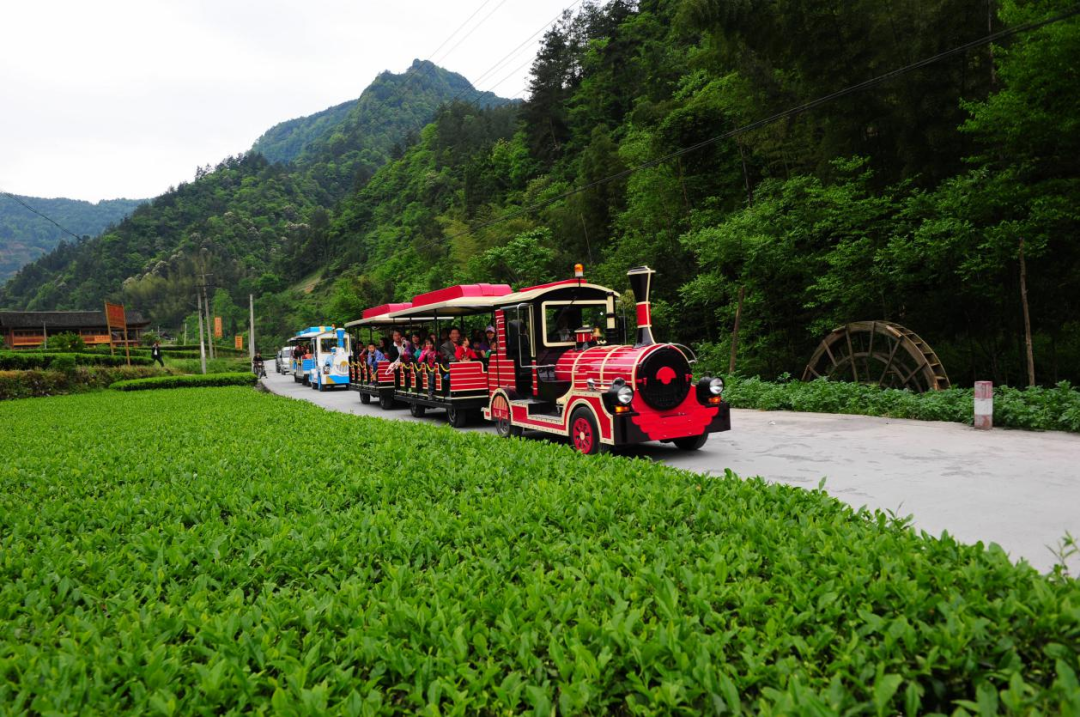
[309,327,352,392]
[344,303,422,408]
[350,265,730,454]
[287,326,333,385]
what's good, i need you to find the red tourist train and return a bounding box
[345,265,730,454]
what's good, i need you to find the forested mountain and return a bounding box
[0,195,144,283]
[251,59,512,200]
[4,0,1078,386]
[317,0,1080,386]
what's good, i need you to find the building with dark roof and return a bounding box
[0,310,150,349]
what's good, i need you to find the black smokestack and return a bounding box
[627,266,655,347]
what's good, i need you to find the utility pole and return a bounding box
[248,294,255,360]
[729,286,745,375]
[197,293,207,375]
[1019,237,1035,386]
[198,273,215,360]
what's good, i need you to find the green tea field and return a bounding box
[2,388,1078,714]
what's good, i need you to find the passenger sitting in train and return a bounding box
[455,336,477,362]
[366,342,385,370]
[417,339,439,367]
[440,328,460,363]
[478,326,496,359]
[387,330,413,366]
[411,333,424,354]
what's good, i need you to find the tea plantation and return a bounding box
[1,389,1078,714]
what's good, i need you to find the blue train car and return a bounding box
[288,326,333,386]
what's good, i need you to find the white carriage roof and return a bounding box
[345,313,436,327]
[495,281,618,305]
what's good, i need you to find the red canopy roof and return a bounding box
[410,283,513,308]
[361,302,412,319]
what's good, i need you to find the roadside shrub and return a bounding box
[109,372,256,391]
[50,355,76,374]
[164,356,250,373]
[0,366,167,400]
[0,351,154,370]
[48,332,85,352]
[722,376,1080,433]
[0,388,1077,713]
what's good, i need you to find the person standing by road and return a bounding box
[151,342,165,367]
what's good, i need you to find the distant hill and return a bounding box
[0,195,144,284]
[252,59,513,199]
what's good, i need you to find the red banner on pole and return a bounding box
[104,302,126,333]
[235,335,243,350]
[103,301,131,365]
[214,317,223,339]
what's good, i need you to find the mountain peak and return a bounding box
[251,62,512,170]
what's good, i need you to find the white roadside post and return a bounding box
[974,381,993,430]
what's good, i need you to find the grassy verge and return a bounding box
[164,356,251,374]
[0,388,1077,713]
[109,372,256,391]
[723,376,1080,433]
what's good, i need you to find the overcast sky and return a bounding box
[0,0,570,202]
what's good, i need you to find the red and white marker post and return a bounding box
[974,381,993,430]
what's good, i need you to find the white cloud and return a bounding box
[0,0,565,201]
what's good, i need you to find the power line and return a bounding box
[438,5,1080,244]
[0,190,83,241]
[450,0,585,105]
[379,0,513,120]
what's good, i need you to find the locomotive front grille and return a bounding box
[636,347,691,411]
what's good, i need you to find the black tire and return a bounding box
[673,433,708,451]
[569,407,607,455]
[379,393,394,410]
[409,403,427,418]
[359,392,371,405]
[491,395,522,438]
[293,374,301,383]
[446,404,468,428]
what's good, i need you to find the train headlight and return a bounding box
[617,385,634,405]
[709,377,724,395]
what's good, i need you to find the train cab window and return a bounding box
[506,309,532,364]
[542,302,607,347]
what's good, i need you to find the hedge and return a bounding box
[0,366,168,400]
[0,387,1077,714]
[0,351,154,370]
[723,376,1080,433]
[108,372,257,391]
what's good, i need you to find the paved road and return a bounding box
[263,370,1080,574]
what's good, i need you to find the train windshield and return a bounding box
[543,301,607,346]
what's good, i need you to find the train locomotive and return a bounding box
[348,265,730,454]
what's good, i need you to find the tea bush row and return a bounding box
[0,366,168,400]
[109,372,257,391]
[0,350,154,370]
[723,377,1080,433]
[0,388,1077,714]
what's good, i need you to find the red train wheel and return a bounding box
[491,395,522,438]
[570,408,602,455]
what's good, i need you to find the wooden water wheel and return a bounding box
[802,321,950,392]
